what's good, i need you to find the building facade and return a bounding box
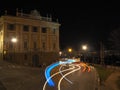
[0,10,60,66]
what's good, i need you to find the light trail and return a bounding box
[59,65,73,84]
[74,62,91,72]
[44,59,76,87]
[58,65,81,90]
[43,66,75,90]
[45,62,59,87]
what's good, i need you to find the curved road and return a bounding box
[43,63,98,90]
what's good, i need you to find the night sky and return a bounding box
[1,1,120,51]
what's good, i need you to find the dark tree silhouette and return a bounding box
[109,28,120,52]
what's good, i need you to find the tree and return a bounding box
[109,28,120,52]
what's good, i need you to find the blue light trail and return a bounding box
[44,59,76,87]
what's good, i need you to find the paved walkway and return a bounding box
[0,60,46,90]
[100,70,120,90]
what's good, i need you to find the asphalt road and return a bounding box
[60,67,97,90]
[44,64,98,90]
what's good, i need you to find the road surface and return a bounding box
[44,63,98,90]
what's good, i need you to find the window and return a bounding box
[52,28,56,34]
[24,41,28,49]
[53,43,56,49]
[42,42,45,50]
[33,42,37,49]
[7,23,15,30]
[32,26,38,32]
[24,54,27,60]
[23,25,29,32]
[9,42,13,49]
[42,27,47,33]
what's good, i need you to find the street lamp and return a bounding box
[82,45,88,62]
[82,45,87,51]
[59,51,62,56]
[68,48,72,53]
[11,38,17,43]
[11,37,17,61]
[68,48,72,58]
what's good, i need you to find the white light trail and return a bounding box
[43,66,75,90]
[59,65,73,84]
[58,65,81,90]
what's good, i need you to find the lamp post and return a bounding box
[11,38,17,43]
[68,48,72,58]
[82,45,87,62]
[59,51,62,60]
[59,51,62,56]
[11,38,17,61]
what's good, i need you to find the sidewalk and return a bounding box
[0,60,46,90]
[100,70,120,90]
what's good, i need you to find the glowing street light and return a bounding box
[11,37,17,61]
[82,45,87,51]
[82,45,88,62]
[11,38,17,43]
[59,51,62,56]
[68,48,72,58]
[68,48,72,53]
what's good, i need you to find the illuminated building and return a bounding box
[0,9,60,66]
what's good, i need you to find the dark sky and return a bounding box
[1,1,120,50]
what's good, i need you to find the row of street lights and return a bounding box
[67,45,88,53]
[59,45,88,60]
